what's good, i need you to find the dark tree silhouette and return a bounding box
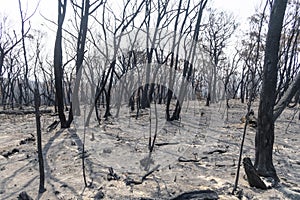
[71,0,104,116]
[0,20,23,109]
[34,83,46,193]
[171,0,208,120]
[254,0,288,182]
[54,0,72,128]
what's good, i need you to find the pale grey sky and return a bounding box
[0,0,264,54]
[1,0,263,28]
[0,0,266,79]
[214,0,262,19]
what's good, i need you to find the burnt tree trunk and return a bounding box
[34,85,46,193]
[104,61,116,119]
[254,0,287,182]
[243,157,267,189]
[18,79,23,109]
[72,0,91,116]
[54,0,68,128]
[166,89,173,121]
[205,92,211,107]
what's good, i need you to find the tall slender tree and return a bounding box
[202,9,237,105]
[71,0,104,116]
[171,0,208,120]
[54,0,71,128]
[255,0,288,181]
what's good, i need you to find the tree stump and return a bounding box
[243,157,267,189]
[18,191,33,200]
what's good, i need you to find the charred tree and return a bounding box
[18,0,33,106]
[171,0,208,121]
[34,83,46,193]
[254,0,288,182]
[54,0,71,128]
[71,0,103,116]
[166,0,188,120]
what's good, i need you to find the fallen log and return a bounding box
[0,109,52,115]
[19,134,35,145]
[178,156,208,163]
[1,148,20,158]
[155,142,180,146]
[171,190,218,200]
[205,149,227,155]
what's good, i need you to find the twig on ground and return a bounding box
[125,164,160,185]
[107,167,120,181]
[155,142,179,146]
[205,149,228,155]
[47,120,60,132]
[178,156,208,163]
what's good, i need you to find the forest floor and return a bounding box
[0,100,299,200]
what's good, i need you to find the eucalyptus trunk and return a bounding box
[255,0,287,181]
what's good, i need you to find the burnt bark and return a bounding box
[255,0,287,182]
[34,86,46,193]
[243,157,267,189]
[53,0,72,128]
[72,0,93,116]
[205,92,210,106]
[166,88,173,121]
